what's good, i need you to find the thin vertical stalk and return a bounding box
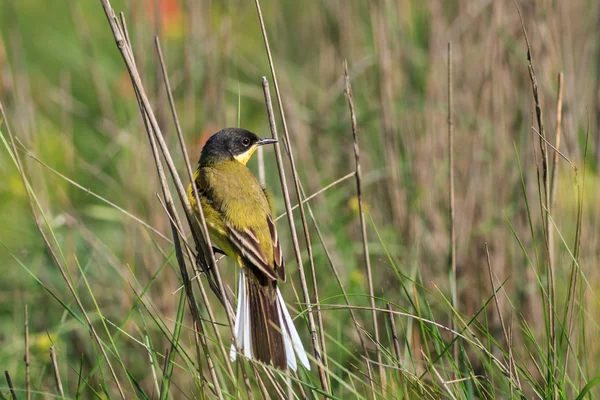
[50,346,65,399]
[386,303,401,362]
[515,6,556,395]
[5,371,16,400]
[141,102,221,399]
[262,78,327,389]
[153,34,268,399]
[548,72,563,271]
[344,60,384,388]
[24,305,30,400]
[113,14,221,398]
[154,35,236,380]
[447,42,458,364]
[253,2,329,388]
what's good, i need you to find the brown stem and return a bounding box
[344,60,384,388]
[261,77,327,388]
[24,305,30,400]
[50,346,65,398]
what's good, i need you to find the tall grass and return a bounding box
[0,0,599,398]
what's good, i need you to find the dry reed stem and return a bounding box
[515,4,556,394]
[344,60,383,388]
[386,303,401,362]
[154,36,238,382]
[548,72,563,277]
[4,371,16,400]
[292,172,375,391]
[141,105,221,398]
[260,366,285,399]
[151,26,268,400]
[274,171,355,222]
[254,1,329,387]
[50,346,65,398]
[261,77,327,389]
[1,102,127,399]
[108,11,262,397]
[119,7,209,370]
[154,35,272,400]
[114,15,221,397]
[24,305,30,400]
[100,2,228,313]
[447,42,458,365]
[421,350,458,400]
[155,192,261,399]
[299,180,371,354]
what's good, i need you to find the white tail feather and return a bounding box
[277,301,297,371]
[230,270,310,370]
[277,288,311,370]
[229,269,245,361]
[242,273,252,358]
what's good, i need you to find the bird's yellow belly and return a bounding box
[206,221,240,264]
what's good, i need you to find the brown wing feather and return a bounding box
[267,216,285,281]
[198,166,283,283]
[227,225,277,283]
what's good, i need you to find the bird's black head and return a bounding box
[198,128,277,166]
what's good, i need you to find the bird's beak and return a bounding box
[257,138,278,146]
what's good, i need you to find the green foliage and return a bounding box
[1,0,599,398]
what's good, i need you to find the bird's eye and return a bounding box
[242,138,251,146]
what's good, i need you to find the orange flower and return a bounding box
[145,0,183,39]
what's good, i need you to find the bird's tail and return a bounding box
[229,270,311,371]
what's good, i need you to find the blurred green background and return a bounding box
[1,0,599,398]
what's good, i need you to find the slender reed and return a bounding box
[4,371,16,400]
[447,42,458,364]
[112,12,221,397]
[261,78,326,386]
[344,60,384,387]
[50,346,65,398]
[516,4,556,396]
[548,72,563,272]
[254,0,329,389]
[154,36,237,381]
[386,303,401,362]
[24,305,30,400]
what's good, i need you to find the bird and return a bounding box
[187,127,310,371]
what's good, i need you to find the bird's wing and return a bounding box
[226,223,278,282]
[267,215,285,281]
[199,166,282,284]
[262,188,285,280]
